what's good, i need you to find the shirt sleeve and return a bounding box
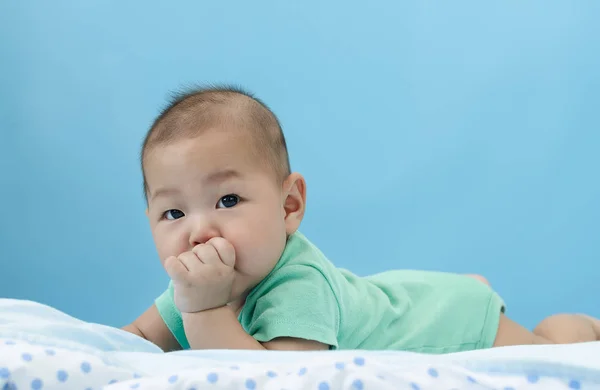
[242,264,340,348]
[155,281,190,349]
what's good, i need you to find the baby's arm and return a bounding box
[167,237,331,351]
[182,306,329,350]
[122,304,181,352]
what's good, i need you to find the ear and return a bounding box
[282,173,306,235]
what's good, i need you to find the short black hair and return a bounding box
[141,84,291,200]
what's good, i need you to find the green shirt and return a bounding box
[155,232,503,352]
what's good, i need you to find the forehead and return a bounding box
[144,128,262,187]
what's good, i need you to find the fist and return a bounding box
[164,237,236,313]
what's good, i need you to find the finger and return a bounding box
[206,237,236,268]
[192,243,220,265]
[164,256,188,280]
[178,251,202,271]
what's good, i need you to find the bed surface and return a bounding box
[1,298,598,389]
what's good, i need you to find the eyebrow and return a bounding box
[149,169,242,201]
[149,187,180,201]
[204,169,242,184]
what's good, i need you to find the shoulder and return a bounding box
[250,232,339,296]
[248,263,338,307]
[278,231,338,277]
[240,231,342,320]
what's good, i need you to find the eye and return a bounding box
[164,209,185,220]
[217,194,240,209]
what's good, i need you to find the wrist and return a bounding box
[181,304,231,318]
[176,299,229,314]
[181,305,250,350]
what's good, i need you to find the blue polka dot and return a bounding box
[57,370,68,382]
[411,382,421,390]
[245,378,256,389]
[0,367,10,379]
[45,350,55,356]
[354,357,365,366]
[318,382,330,390]
[168,375,178,384]
[427,368,439,378]
[4,381,17,390]
[80,362,91,374]
[527,374,539,383]
[5,340,15,345]
[503,387,515,390]
[133,373,141,378]
[352,379,364,390]
[334,362,345,370]
[31,378,43,390]
[188,388,197,390]
[130,384,140,389]
[569,380,581,389]
[466,376,477,383]
[108,379,119,385]
[266,371,277,378]
[298,367,307,376]
[207,372,218,383]
[22,353,33,362]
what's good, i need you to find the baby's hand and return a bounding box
[164,237,236,313]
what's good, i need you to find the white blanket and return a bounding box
[1,298,598,389]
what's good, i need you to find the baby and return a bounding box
[123,86,599,352]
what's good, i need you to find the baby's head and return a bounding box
[141,86,306,299]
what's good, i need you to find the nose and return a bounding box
[188,217,219,247]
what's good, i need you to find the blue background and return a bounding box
[1,1,598,330]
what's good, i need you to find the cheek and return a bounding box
[225,214,286,270]
[151,224,188,261]
[242,207,285,243]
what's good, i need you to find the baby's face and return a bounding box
[144,128,289,301]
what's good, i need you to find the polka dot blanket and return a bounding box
[1,299,599,390]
